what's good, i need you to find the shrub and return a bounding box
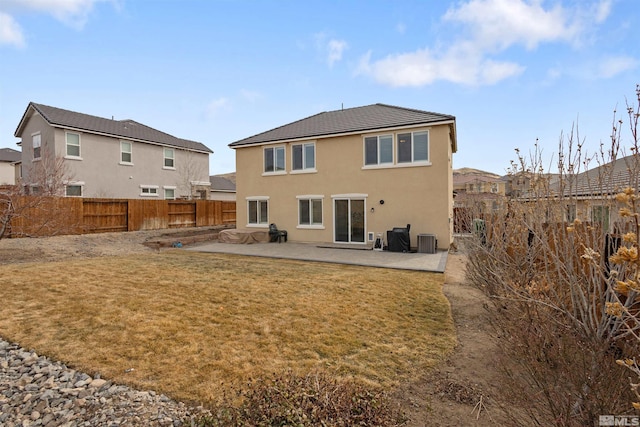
[464,85,640,425]
[190,370,406,426]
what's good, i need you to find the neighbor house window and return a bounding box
[66,132,81,158]
[566,205,577,222]
[32,133,41,160]
[164,187,176,200]
[364,135,393,166]
[298,197,323,226]
[264,146,285,173]
[592,205,610,232]
[140,185,159,197]
[397,131,429,163]
[247,198,269,225]
[121,141,132,164]
[292,142,315,171]
[65,184,82,197]
[164,148,175,168]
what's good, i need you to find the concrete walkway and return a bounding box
[187,241,448,273]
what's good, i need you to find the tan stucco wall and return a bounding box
[18,113,210,199]
[235,124,455,248]
[0,163,15,185]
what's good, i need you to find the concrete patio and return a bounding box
[187,241,449,273]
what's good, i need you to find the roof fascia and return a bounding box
[230,119,456,149]
[14,103,39,137]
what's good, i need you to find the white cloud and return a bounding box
[595,55,638,78]
[357,0,615,87]
[314,32,348,68]
[206,97,230,118]
[0,0,115,47]
[443,0,580,51]
[327,39,348,67]
[0,12,25,48]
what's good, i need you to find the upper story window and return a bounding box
[264,146,285,174]
[398,131,428,163]
[164,148,175,169]
[32,133,41,160]
[120,141,132,164]
[292,142,315,171]
[364,135,393,166]
[66,132,81,158]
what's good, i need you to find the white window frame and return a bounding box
[397,131,429,165]
[65,132,82,159]
[163,148,175,169]
[32,132,41,161]
[163,186,176,200]
[120,140,133,165]
[297,195,324,229]
[363,134,394,167]
[64,181,84,197]
[291,142,316,173]
[263,146,286,175]
[247,196,269,227]
[140,185,159,197]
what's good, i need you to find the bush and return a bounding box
[191,370,406,426]
[464,85,640,425]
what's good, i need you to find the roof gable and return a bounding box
[14,103,212,153]
[229,103,456,150]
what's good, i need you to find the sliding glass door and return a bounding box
[334,198,365,243]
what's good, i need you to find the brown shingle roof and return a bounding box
[0,147,21,163]
[15,103,212,153]
[229,103,456,148]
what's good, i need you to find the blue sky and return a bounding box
[0,0,638,175]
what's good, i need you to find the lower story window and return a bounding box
[140,185,159,197]
[65,185,82,197]
[248,198,268,225]
[298,198,323,226]
[164,187,176,200]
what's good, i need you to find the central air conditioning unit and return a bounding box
[417,234,437,254]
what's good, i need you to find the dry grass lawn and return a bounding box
[0,250,455,407]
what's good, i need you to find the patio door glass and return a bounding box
[334,198,365,243]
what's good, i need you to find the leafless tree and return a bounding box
[0,146,77,239]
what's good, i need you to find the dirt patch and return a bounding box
[391,244,514,426]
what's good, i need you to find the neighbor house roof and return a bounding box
[209,175,236,192]
[554,155,640,197]
[14,103,212,153]
[229,103,456,151]
[0,147,21,163]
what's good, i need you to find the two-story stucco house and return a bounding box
[229,103,457,249]
[14,103,212,199]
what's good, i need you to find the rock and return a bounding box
[0,337,212,425]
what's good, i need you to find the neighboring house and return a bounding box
[0,147,21,185]
[452,168,507,233]
[210,174,236,201]
[544,154,640,233]
[14,103,212,199]
[229,103,457,248]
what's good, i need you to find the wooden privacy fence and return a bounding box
[8,197,236,237]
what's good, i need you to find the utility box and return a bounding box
[417,234,437,254]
